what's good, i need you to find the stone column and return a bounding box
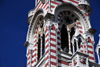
[76,39,79,51]
[68,31,72,54]
[72,41,75,54]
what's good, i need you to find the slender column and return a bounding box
[66,26,72,54]
[68,31,72,54]
[85,40,88,53]
[72,40,75,54]
[76,39,79,51]
[73,45,75,54]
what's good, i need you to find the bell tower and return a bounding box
[24,0,100,67]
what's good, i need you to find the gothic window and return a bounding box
[57,10,79,54]
[37,15,45,61]
[37,34,41,61]
[61,24,69,53]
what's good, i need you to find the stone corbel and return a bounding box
[24,41,29,47]
[86,28,97,35]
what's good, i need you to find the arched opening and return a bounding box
[36,14,45,61]
[78,38,82,49]
[38,34,41,61]
[74,39,77,52]
[31,12,43,35]
[42,34,45,55]
[61,24,69,53]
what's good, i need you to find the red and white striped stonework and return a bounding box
[50,25,57,67]
[58,59,69,67]
[80,43,87,53]
[76,22,88,53]
[50,0,79,13]
[33,0,90,17]
[77,22,83,34]
[31,31,38,67]
[76,21,95,63]
[27,49,31,67]
[87,37,95,62]
[68,31,72,54]
[57,23,61,51]
[34,1,49,14]
[45,26,50,67]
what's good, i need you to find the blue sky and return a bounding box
[0,0,100,67]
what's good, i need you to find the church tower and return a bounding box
[24,0,100,67]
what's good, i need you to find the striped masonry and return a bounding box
[80,37,95,62]
[50,25,57,67]
[34,0,89,23]
[45,26,50,67]
[88,37,95,62]
[68,31,71,53]
[77,22,83,34]
[34,0,90,20]
[35,0,79,13]
[76,22,89,54]
[58,59,69,67]
[35,1,49,13]
[50,0,79,13]
[80,43,84,53]
[80,43,87,53]
[27,49,31,67]
[31,31,38,67]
